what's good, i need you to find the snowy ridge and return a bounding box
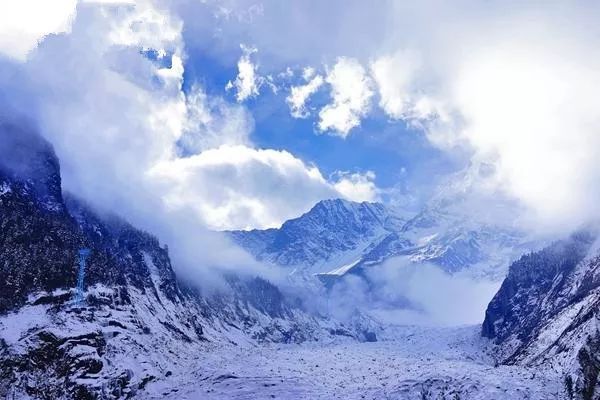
[230,189,534,285]
[229,199,404,274]
[483,230,600,399]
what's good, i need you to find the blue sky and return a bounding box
[2,0,600,235]
[180,34,463,202]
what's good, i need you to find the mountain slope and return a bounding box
[0,125,367,399]
[0,126,204,397]
[230,184,531,284]
[229,199,407,277]
[482,230,600,399]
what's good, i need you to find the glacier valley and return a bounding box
[1,125,599,399]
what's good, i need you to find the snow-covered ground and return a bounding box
[145,325,564,399]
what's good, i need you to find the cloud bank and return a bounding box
[205,0,600,234]
[0,1,381,259]
[150,145,378,230]
[0,0,77,61]
[370,3,600,233]
[329,258,500,326]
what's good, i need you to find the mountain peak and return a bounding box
[278,198,392,238]
[298,198,386,225]
[311,198,382,212]
[229,198,404,271]
[0,123,64,212]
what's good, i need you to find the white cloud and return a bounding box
[302,66,316,80]
[178,85,254,153]
[333,171,378,203]
[286,74,323,118]
[149,145,340,230]
[370,50,440,123]
[20,2,185,187]
[149,146,381,230]
[226,44,263,102]
[370,51,418,119]
[0,0,78,61]
[446,38,600,232]
[278,66,294,79]
[365,5,600,233]
[318,57,374,137]
[0,1,382,238]
[107,2,181,50]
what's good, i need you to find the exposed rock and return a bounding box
[483,230,600,399]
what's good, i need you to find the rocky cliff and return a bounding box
[483,230,600,399]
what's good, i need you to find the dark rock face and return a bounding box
[482,231,594,343]
[0,124,198,398]
[65,194,181,303]
[482,230,600,399]
[0,123,185,309]
[0,129,80,312]
[225,275,289,319]
[0,122,64,212]
[0,165,181,314]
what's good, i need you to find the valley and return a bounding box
[0,122,597,399]
[149,325,562,399]
[2,1,600,399]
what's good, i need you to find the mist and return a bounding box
[0,2,276,295]
[327,258,501,327]
[0,1,361,294]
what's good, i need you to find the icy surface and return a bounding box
[145,325,563,399]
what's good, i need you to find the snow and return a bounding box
[0,182,11,195]
[143,251,165,302]
[524,297,588,362]
[417,232,438,246]
[303,234,386,275]
[320,258,362,276]
[0,304,51,346]
[143,325,564,399]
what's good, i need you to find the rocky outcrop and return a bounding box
[483,230,600,399]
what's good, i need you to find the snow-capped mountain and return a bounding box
[1,123,589,400]
[0,125,372,399]
[483,229,600,399]
[229,172,533,285]
[229,199,408,279]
